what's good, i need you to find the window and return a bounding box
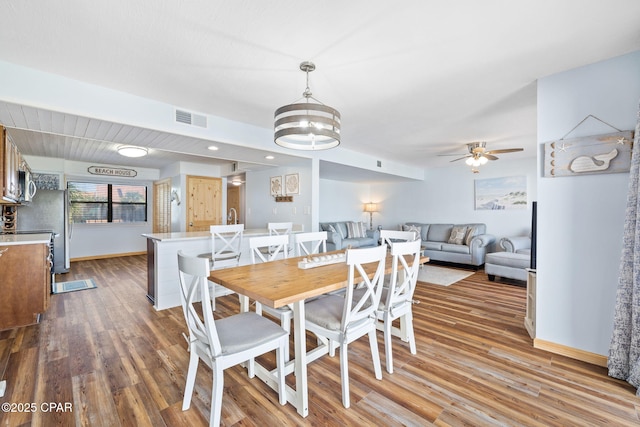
[68,182,147,224]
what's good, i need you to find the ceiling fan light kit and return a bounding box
[442,141,523,172]
[274,61,341,151]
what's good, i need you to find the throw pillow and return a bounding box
[403,224,422,240]
[346,221,365,238]
[465,226,477,245]
[448,226,468,245]
[328,224,338,235]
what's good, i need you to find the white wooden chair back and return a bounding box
[295,231,328,257]
[210,224,244,269]
[380,229,418,247]
[250,234,289,263]
[268,222,293,237]
[386,239,422,310]
[177,250,222,357]
[343,245,387,331]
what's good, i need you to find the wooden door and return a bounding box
[186,175,222,231]
[227,186,240,224]
[153,178,171,233]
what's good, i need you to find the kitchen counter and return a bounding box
[142,226,303,242]
[143,226,303,310]
[0,233,51,245]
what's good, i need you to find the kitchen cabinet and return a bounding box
[0,238,51,330]
[0,124,21,203]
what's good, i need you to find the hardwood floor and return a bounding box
[1,255,638,426]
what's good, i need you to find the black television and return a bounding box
[530,201,537,271]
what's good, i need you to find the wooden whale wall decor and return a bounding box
[544,131,633,177]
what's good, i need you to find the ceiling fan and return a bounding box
[441,142,523,169]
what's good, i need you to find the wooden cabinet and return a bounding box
[0,242,51,330]
[525,269,536,339]
[0,124,21,203]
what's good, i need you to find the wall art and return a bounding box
[475,176,527,210]
[544,131,633,177]
[270,175,283,196]
[285,173,300,195]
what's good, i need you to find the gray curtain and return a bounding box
[609,99,640,394]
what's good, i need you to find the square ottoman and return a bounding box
[485,252,530,282]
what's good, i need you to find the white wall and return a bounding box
[537,50,640,355]
[245,161,313,230]
[25,155,160,259]
[319,179,373,225]
[321,156,537,241]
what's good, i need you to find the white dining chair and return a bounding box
[379,229,418,247]
[303,245,387,408]
[177,250,287,427]
[294,231,327,257]
[249,234,293,361]
[376,239,422,373]
[262,222,293,254]
[198,224,244,310]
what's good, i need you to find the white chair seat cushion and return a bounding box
[216,312,287,354]
[305,295,345,330]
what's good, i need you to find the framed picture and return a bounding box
[285,173,300,195]
[475,176,527,210]
[270,176,283,196]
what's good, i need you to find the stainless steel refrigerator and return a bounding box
[16,189,70,274]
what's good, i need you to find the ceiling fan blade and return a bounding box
[484,154,499,161]
[450,155,471,162]
[485,148,523,155]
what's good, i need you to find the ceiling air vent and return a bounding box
[175,109,207,128]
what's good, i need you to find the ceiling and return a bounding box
[0,1,639,180]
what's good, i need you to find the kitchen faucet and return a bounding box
[227,208,238,225]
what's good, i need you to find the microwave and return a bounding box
[18,170,37,203]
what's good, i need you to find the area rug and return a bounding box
[53,279,97,294]
[417,265,474,286]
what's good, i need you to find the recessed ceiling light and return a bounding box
[117,145,148,157]
[208,145,219,151]
[265,155,275,160]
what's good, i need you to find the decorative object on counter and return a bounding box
[363,203,379,230]
[270,175,282,196]
[274,61,341,151]
[474,176,527,210]
[32,172,60,190]
[543,115,632,177]
[285,173,300,194]
[53,278,97,294]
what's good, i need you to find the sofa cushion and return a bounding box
[441,243,471,254]
[405,223,429,241]
[427,224,453,242]
[342,238,361,248]
[402,224,422,240]
[334,222,347,239]
[464,226,478,245]
[424,241,443,250]
[346,221,367,238]
[448,226,468,245]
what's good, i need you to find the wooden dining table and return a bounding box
[208,249,429,418]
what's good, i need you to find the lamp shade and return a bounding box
[274,61,340,151]
[363,203,378,213]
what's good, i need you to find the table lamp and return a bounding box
[363,203,379,230]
